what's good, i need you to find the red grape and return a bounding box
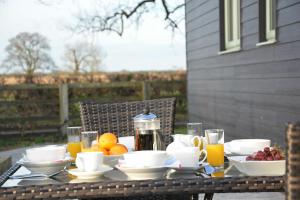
[264,147,270,153]
[246,146,285,161]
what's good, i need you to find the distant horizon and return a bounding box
[0,68,187,76]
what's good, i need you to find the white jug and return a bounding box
[169,147,207,168]
[173,134,202,147]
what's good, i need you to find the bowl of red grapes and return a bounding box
[228,147,285,176]
[246,147,284,161]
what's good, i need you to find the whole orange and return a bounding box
[98,147,109,155]
[109,144,128,155]
[99,133,118,150]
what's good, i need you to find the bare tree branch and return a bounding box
[73,0,185,36]
[161,0,184,31]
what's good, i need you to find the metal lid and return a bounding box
[133,107,157,122]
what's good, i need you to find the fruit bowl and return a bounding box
[103,155,123,167]
[228,156,286,176]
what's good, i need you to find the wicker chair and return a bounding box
[286,122,300,200]
[79,97,176,149]
[79,98,199,200]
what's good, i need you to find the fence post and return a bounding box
[142,81,150,100]
[59,83,69,135]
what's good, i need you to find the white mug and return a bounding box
[75,152,103,172]
[170,147,207,168]
[173,134,202,148]
[123,151,169,167]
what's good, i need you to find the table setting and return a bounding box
[0,108,286,200]
[5,114,287,180]
[4,127,285,184]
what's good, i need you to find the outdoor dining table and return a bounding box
[0,160,285,200]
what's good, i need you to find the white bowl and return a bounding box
[123,151,169,167]
[19,157,71,175]
[26,145,66,163]
[103,155,123,167]
[228,156,285,176]
[227,139,271,155]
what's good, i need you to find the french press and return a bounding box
[133,107,164,151]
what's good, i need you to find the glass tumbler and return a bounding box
[67,126,82,159]
[205,129,224,168]
[81,131,98,152]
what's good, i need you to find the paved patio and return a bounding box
[0,147,284,200]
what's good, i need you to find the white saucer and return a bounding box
[116,164,169,180]
[68,166,113,179]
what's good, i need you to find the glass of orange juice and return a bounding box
[205,129,224,168]
[81,131,98,152]
[67,127,82,159]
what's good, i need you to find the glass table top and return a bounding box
[1,162,244,188]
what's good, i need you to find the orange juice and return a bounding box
[81,143,98,152]
[67,142,81,158]
[81,148,98,152]
[206,144,224,167]
[212,171,224,177]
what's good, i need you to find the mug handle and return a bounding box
[191,136,202,148]
[198,149,207,164]
[75,156,84,171]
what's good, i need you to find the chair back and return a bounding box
[286,122,300,200]
[79,98,176,146]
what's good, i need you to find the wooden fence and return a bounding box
[0,81,187,135]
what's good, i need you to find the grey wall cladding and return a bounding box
[185,0,300,145]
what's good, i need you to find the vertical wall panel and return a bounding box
[186,0,300,146]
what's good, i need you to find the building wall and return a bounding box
[185,0,300,145]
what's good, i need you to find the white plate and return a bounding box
[68,166,113,179]
[18,157,72,175]
[228,156,285,176]
[116,164,169,180]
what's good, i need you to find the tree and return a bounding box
[71,0,185,36]
[63,41,104,74]
[1,32,55,83]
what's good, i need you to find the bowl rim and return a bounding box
[26,145,66,152]
[124,150,167,155]
[229,139,271,143]
[228,156,285,163]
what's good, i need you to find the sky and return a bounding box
[0,0,186,72]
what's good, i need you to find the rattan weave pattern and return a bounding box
[0,163,20,187]
[0,172,284,200]
[79,98,176,146]
[286,122,300,200]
